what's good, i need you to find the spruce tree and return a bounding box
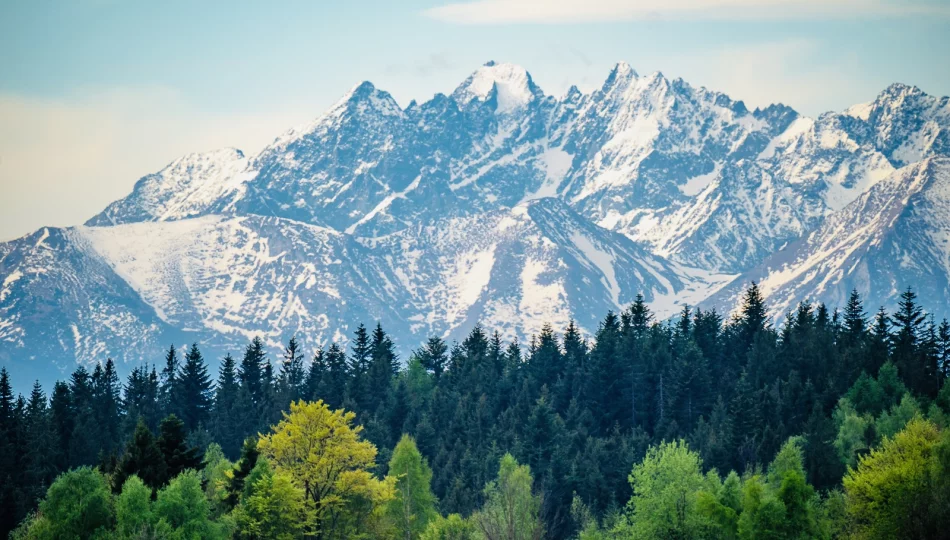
[366,323,398,413]
[324,343,349,409]
[892,288,929,396]
[278,336,306,406]
[161,345,180,415]
[226,437,259,508]
[124,365,161,436]
[417,336,448,378]
[67,365,99,467]
[348,324,372,408]
[738,282,769,350]
[0,368,19,538]
[212,353,241,458]
[114,418,167,491]
[175,343,213,433]
[157,414,203,482]
[49,381,73,470]
[24,382,58,503]
[240,337,267,404]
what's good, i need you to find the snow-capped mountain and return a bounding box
[701,157,950,321]
[2,61,949,386]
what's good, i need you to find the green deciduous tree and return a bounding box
[472,453,544,540]
[386,434,439,539]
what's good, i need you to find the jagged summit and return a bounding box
[5,61,950,382]
[451,61,542,113]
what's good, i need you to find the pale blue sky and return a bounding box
[1,0,948,240]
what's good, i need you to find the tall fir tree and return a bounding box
[160,344,180,416]
[891,288,931,396]
[277,336,306,406]
[175,343,214,433]
[212,353,241,458]
[348,323,372,409]
[417,336,448,378]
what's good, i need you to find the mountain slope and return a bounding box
[701,157,950,320]
[1,61,947,383]
[0,227,187,388]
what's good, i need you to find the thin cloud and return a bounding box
[422,0,950,24]
[0,88,309,241]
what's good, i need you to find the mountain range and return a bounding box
[2,60,949,387]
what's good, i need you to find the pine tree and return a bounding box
[92,359,123,457]
[161,345,180,416]
[0,368,20,538]
[348,324,373,409]
[738,282,769,350]
[67,365,99,467]
[892,288,930,396]
[49,381,73,470]
[240,337,267,403]
[367,323,399,413]
[324,343,350,409]
[212,353,241,458]
[278,336,306,406]
[23,382,58,504]
[938,319,950,380]
[226,437,260,508]
[157,414,203,482]
[174,343,213,433]
[417,336,448,379]
[842,289,867,346]
[529,324,563,393]
[124,365,161,436]
[114,418,167,491]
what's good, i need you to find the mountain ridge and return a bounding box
[3,60,950,387]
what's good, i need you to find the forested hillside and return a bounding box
[1,284,949,538]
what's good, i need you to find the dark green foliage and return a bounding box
[5,285,950,539]
[113,417,168,491]
[157,414,204,481]
[175,344,214,433]
[227,438,260,509]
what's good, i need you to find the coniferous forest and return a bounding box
[1,284,949,539]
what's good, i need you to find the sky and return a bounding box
[1,0,948,241]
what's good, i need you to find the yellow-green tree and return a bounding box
[386,435,439,540]
[843,418,948,539]
[257,400,394,539]
[232,458,307,540]
[472,453,544,540]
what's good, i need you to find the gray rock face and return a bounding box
[3,61,949,385]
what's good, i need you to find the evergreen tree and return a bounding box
[738,282,769,350]
[239,337,267,404]
[367,323,399,413]
[892,288,931,396]
[277,336,306,406]
[23,382,58,504]
[175,343,213,433]
[114,418,168,491]
[212,353,241,458]
[124,365,161,435]
[0,368,21,538]
[417,336,448,379]
[67,365,99,467]
[161,344,180,415]
[938,319,950,380]
[227,437,260,509]
[92,359,123,457]
[49,381,73,471]
[348,323,373,408]
[157,414,203,482]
